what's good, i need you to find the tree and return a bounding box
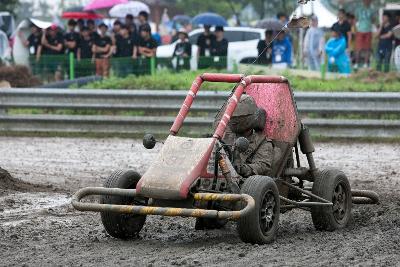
[0,0,19,15]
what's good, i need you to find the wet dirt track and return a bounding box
[0,137,399,267]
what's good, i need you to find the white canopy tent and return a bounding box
[12,18,53,66]
[293,0,337,28]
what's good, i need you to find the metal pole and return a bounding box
[69,52,75,80]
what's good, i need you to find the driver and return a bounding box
[226,94,274,178]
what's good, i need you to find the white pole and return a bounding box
[299,4,304,69]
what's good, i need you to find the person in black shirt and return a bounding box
[137,24,157,75]
[211,26,228,69]
[18,24,43,75]
[173,31,191,71]
[138,11,151,33]
[78,27,94,60]
[76,26,95,77]
[87,19,99,40]
[257,30,274,65]
[41,25,64,55]
[197,25,215,57]
[376,13,394,72]
[114,25,137,76]
[64,19,80,57]
[93,23,112,77]
[137,24,157,57]
[211,26,228,56]
[125,14,137,36]
[332,9,352,47]
[77,19,84,33]
[19,24,42,59]
[197,25,215,69]
[40,25,64,81]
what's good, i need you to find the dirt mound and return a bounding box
[0,65,42,88]
[0,168,53,195]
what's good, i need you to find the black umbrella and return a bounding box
[256,19,284,31]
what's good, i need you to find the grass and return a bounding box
[79,69,400,92]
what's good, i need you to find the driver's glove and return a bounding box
[237,164,253,178]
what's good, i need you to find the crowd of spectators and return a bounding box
[18,11,158,79]
[308,0,399,74]
[257,0,399,75]
[16,1,400,81]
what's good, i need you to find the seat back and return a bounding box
[246,82,300,177]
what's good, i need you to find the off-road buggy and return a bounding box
[72,73,379,244]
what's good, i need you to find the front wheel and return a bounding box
[311,169,352,231]
[100,170,147,239]
[237,176,280,244]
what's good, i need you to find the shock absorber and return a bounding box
[218,155,240,193]
[298,124,317,179]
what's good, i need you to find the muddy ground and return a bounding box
[0,137,399,266]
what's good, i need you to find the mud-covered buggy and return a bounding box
[72,73,379,244]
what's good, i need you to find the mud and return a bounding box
[0,137,399,266]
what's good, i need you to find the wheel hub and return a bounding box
[260,191,276,234]
[332,183,347,221]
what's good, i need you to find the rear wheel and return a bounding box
[237,176,280,244]
[311,169,352,231]
[100,170,147,239]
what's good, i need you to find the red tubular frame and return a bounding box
[169,73,288,138]
[170,73,243,135]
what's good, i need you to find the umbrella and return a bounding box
[256,19,284,31]
[84,0,128,11]
[62,6,104,19]
[173,15,191,26]
[109,1,150,18]
[191,12,228,27]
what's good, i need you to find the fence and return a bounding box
[29,54,230,82]
[1,89,399,138]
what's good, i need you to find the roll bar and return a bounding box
[169,73,288,137]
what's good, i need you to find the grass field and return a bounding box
[80,69,400,92]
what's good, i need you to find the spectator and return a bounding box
[173,30,191,70]
[272,31,292,69]
[137,24,157,58]
[332,9,352,48]
[137,24,157,75]
[125,14,137,36]
[355,0,374,69]
[277,12,288,25]
[376,13,394,73]
[87,19,99,40]
[138,11,151,33]
[40,25,64,81]
[18,24,42,61]
[40,25,64,55]
[346,13,357,64]
[114,25,137,76]
[325,25,351,74]
[112,20,122,37]
[211,26,228,56]
[77,19,85,33]
[197,25,215,58]
[257,30,274,65]
[197,25,215,69]
[77,26,95,77]
[64,19,80,57]
[92,23,112,77]
[210,26,228,69]
[303,16,325,71]
[77,27,94,60]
